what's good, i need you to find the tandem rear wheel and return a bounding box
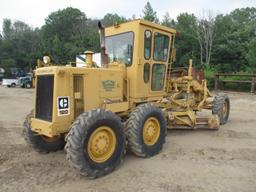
[125,103,167,157]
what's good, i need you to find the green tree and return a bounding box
[40,7,94,63]
[212,7,256,72]
[246,38,256,72]
[175,13,200,67]
[2,19,12,39]
[142,2,159,23]
[1,6,256,76]
[0,58,16,77]
[161,12,174,27]
[103,13,127,27]
[0,19,41,73]
[195,11,216,66]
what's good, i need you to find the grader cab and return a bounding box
[23,19,230,178]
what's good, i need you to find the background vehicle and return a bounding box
[2,78,19,87]
[19,76,32,88]
[23,20,230,179]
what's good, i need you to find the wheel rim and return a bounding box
[222,100,228,117]
[87,126,116,163]
[143,117,160,146]
[41,135,61,142]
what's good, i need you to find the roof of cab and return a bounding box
[105,19,176,34]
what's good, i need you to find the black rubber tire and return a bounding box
[25,83,31,88]
[125,103,166,157]
[65,109,125,179]
[11,83,16,88]
[23,110,65,153]
[212,94,230,125]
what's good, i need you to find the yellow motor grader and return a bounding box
[23,19,230,178]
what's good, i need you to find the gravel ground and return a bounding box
[0,86,256,192]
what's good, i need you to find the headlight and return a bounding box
[43,56,51,64]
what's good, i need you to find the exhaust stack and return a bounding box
[98,21,108,67]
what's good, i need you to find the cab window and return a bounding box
[144,30,152,60]
[105,32,134,66]
[168,36,173,63]
[151,64,166,91]
[143,63,150,83]
[153,33,169,62]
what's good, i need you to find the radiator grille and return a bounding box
[35,75,54,121]
[73,75,84,118]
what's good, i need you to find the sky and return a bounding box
[0,0,255,29]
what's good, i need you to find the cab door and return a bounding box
[138,26,154,98]
[142,28,153,94]
[149,29,171,96]
[139,26,171,100]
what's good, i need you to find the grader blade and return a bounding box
[195,115,220,129]
[167,111,220,130]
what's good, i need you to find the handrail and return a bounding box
[215,73,256,77]
[214,73,256,93]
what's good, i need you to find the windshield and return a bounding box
[105,32,134,66]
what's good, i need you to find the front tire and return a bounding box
[125,103,166,157]
[23,110,65,153]
[65,109,125,179]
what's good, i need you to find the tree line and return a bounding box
[0,2,255,77]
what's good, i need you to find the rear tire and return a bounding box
[125,103,166,157]
[212,94,230,125]
[65,109,125,179]
[23,110,65,153]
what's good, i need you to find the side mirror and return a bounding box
[98,21,105,49]
[98,21,108,66]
